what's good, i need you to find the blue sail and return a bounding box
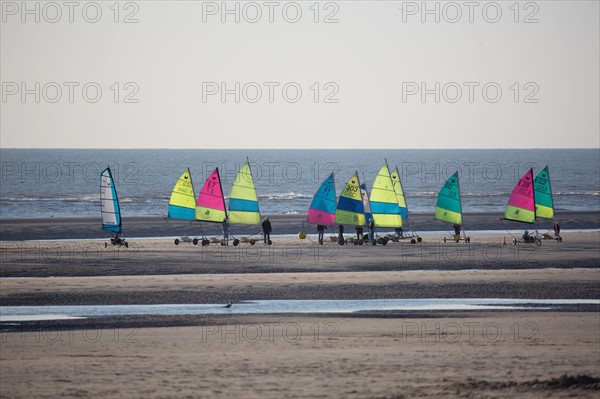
[100,167,122,233]
[307,173,337,225]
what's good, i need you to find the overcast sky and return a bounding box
[1,0,598,149]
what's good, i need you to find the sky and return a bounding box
[1,0,599,149]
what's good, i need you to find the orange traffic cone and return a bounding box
[502,236,507,245]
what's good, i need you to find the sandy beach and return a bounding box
[3,0,599,395]
[1,312,599,398]
[1,230,599,398]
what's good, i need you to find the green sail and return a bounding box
[534,166,554,219]
[435,172,462,225]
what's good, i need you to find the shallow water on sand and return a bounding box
[1,299,598,321]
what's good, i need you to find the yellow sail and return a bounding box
[168,168,196,220]
[370,162,402,227]
[334,172,366,226]
[228,161,261,225]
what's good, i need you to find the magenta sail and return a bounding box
[504,168,536,224]
[307,208,335,225]
[195,168,227,223]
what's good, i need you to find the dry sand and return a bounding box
[1,231,599,398]
[1,313,598,398]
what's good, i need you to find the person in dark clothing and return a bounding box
[222,218,229,246]
[368,219,375,241]
[355,226,364,240]
[262,217,272,245]
[338,224,345,244]
[316,224,327,245]
[453,223,461,236]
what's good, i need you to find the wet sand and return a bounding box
[1,210,598,241]
[1,267,599,307]
[1,232,598,278]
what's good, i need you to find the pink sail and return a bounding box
[307,208,335,225]
[504,169,536,223]
[195,168,227,222]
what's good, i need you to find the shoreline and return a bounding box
[1,210,599,241]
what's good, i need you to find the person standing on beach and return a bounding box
[316,224,327,245]
[368,219,375,241]
[355,225,364,240]
[453,223,461,236]
[262,217,272,245]
[554,221,560,237]
[222,218,229,246]
[338,224,345,244]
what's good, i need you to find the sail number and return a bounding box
[342,184,358,196]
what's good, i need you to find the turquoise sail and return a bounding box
[307,173,337,225]
[534,166,554,219]
[435,172,462,225]
[100,167,122,233]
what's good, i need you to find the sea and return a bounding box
[0,149,598,219]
